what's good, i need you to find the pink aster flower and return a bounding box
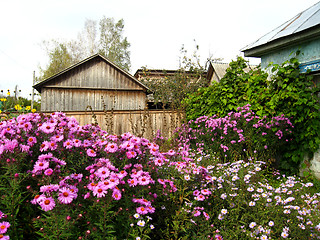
[73,139,82,147]
[31,194,46,205]
[121,141,134,150]
[44,168,53,176]
[193,210,201,217]
[39,122,55,134]
[93,185,108,198]
[112,188,122,200]
[27,136,37,146]
[215,234,223,240]
[105,142,118,153]
[126,151,137,159]
[51,134,64,142]
[0,234,10,240]
[96,167,110,179]
[48,141,57,151]
[138,176,150,186]
[117,170,127,179]
[201,189,211,195]
[40,184,59,193]
[63,139,73,149]
[128,178,138,187]
[195,194,205,201]
[147,206,155,213]
[39,197,56,211]
[0,221,10,234]
[58,187,75,204]
[136,206,148,215]
[39,141,50,152]
[154,158,164,166]
[33,160,49,172]
[87,148,96,157]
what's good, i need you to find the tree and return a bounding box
[139,43,218,110]
[98,18,131,71]
[38,16,131,81]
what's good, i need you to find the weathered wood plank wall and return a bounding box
[40,57,147,112]
[61,110,185,139]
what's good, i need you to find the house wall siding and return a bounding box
[39,57,147,112]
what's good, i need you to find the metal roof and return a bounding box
[242,1,320,51]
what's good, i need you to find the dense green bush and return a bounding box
[184,53,320,173]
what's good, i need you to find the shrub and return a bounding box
[184,54,320,173]
[175,105,294,166]
[0,112,319,239]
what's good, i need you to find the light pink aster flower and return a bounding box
[128,178,138,187]
[105,142,118,153]
[87,148,96,157]
[136,206,148,215]
[39,122,55,134]
[33,160,49,172]
[96,167,110,179]
[112,188,122,200]
[93,185,108,198]
[44,168,53,176]
[0,221,10,234]
[39,197,56,211]
[58,187,74,204]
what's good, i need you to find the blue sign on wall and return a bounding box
[299,59,320,73]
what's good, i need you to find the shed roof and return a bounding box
[207,61,255,82]
[33,54,150,92]
[242,1,320,56]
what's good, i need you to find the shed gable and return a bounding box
[42,57,145,91]
[34,54,148,112]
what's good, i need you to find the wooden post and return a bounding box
[31,71,35,110]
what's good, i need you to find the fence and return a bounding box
[61,109,185,139]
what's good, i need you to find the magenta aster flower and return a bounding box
[39,197,56,211]
[39,141,50,152]
[58,187,74,204]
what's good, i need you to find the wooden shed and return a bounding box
[33,54,150,112]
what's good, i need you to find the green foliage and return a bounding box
[39,41,75,81]
[39,16,131,81]
[98,17,131,72]
[184,53,320,173]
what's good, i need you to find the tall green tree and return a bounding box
[38,16,131,81]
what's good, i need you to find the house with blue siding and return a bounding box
[241,1,320,82]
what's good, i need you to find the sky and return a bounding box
[0,0,319,99]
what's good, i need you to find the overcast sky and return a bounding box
[0,0,319,98]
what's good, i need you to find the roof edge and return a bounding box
[242,24,320,57]
[33,54,150,92]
